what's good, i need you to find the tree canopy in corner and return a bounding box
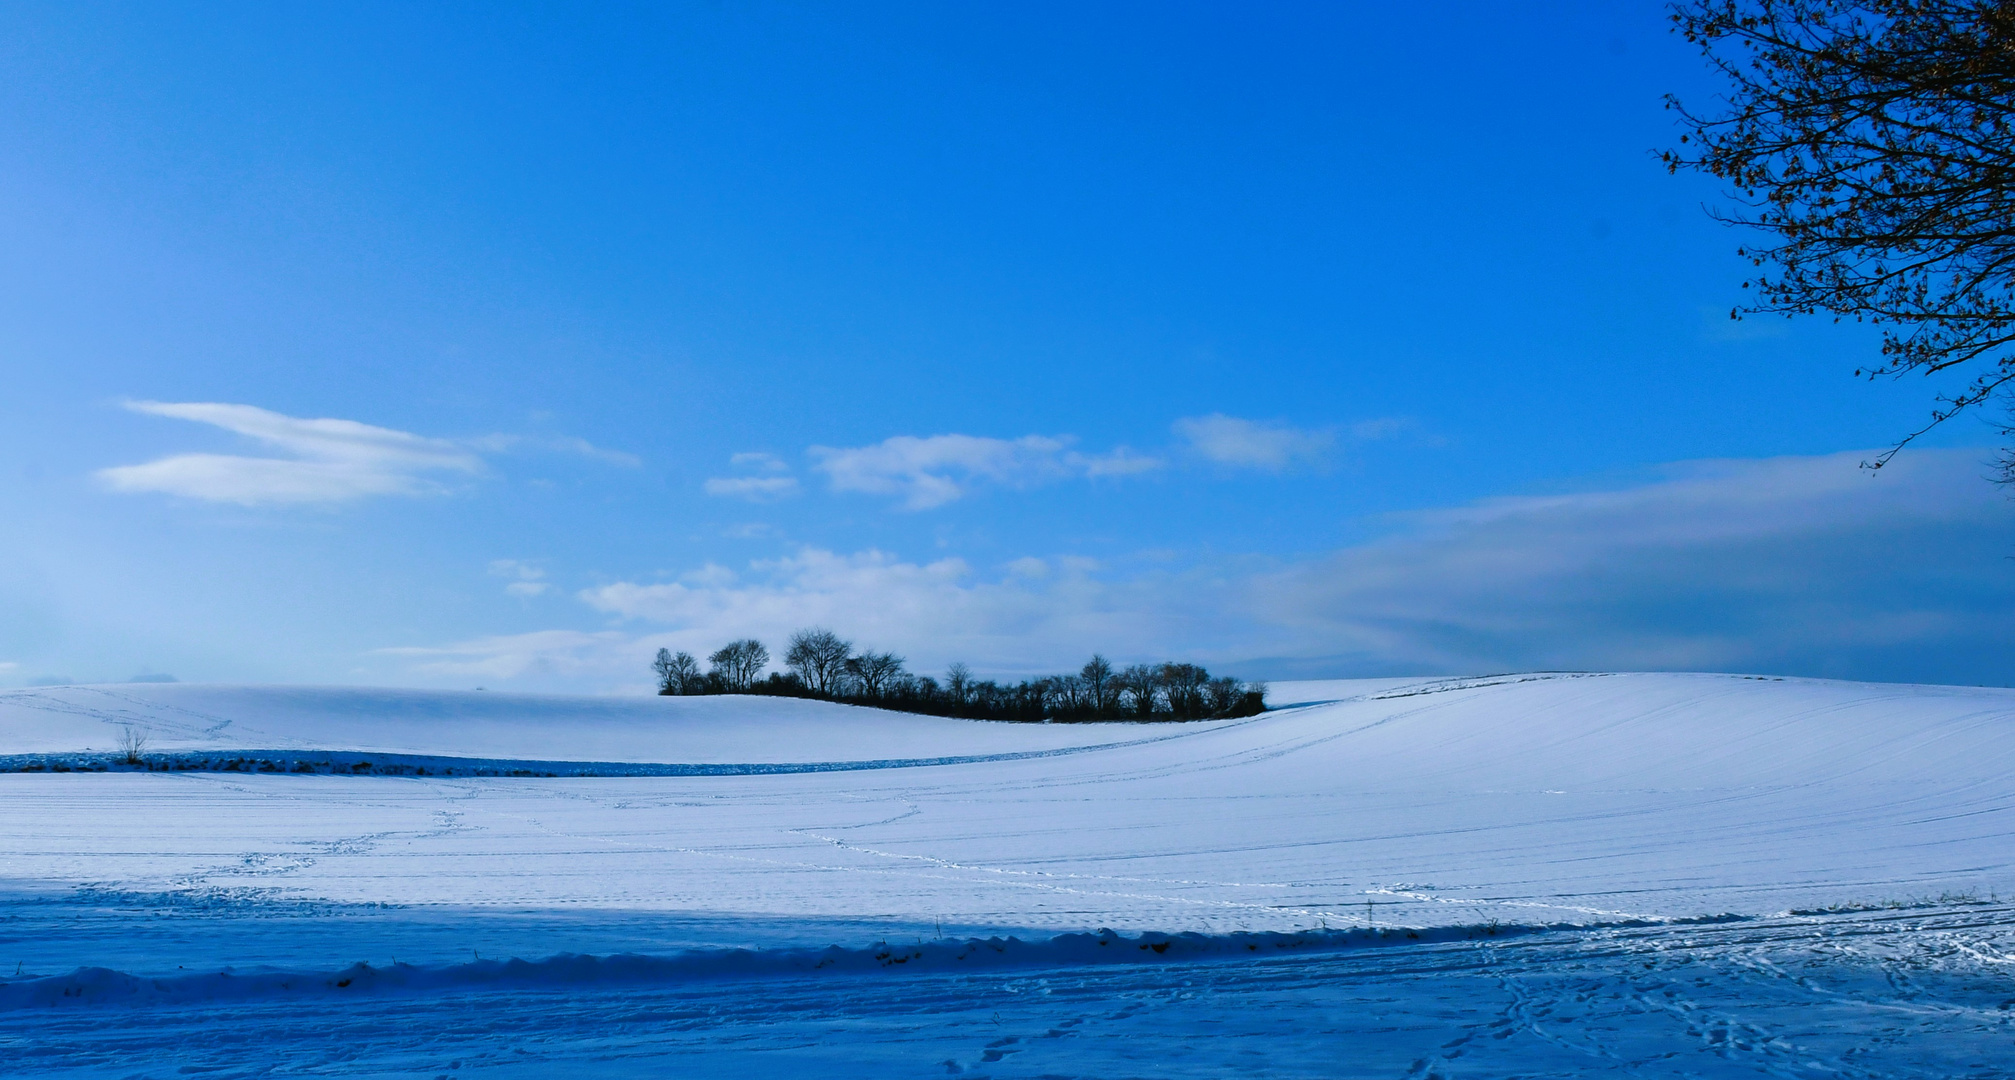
[1667,0,2015,472]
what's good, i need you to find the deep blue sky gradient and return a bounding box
[3,2,2008,689]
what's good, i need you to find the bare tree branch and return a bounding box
[1668,1,2015,476]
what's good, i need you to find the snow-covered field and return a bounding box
[0,682,1171,766]
[4,673,2014,1076]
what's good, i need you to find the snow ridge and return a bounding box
[0,723,1251,778]
[0,921,1658,1009]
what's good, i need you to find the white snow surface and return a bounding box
[8,672,2015,1076]
[4,671,2012,931]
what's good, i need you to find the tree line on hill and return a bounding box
[653,628,1266,722]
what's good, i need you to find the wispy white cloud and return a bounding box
[99,402,483,505]
[470,434,642,467]
[704,476,802,501]
[810,434,1160,509]
[1172,413,1415,470]
[1173,414,1337,469]
[102,402,639,506]
[488,559,549,597]
[386,449,2015,691]
[704,451,802,502]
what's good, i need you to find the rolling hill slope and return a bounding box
[3,671,2010,934]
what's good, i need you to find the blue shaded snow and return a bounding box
[3,905,2011,1078]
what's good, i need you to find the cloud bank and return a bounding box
[393,449,2015,691]
[1243,449,2015,682]
[379,629,632,683]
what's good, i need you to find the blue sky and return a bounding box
[4,1,2011,692]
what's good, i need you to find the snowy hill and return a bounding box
[4,671,2011,935]
[8,671,2015,1076]
[0,682,1190,765]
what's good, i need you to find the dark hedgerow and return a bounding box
[652,631,1266,722]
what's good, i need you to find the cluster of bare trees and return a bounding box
[653,628,1266,722]
[653,638,769,694]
